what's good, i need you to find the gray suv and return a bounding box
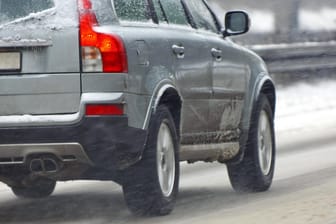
[0,0,276,216]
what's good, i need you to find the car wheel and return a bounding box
[227,93,275,192]
[12,178,56,198]
[122,105,179,216]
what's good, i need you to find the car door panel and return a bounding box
[208,38,250,140]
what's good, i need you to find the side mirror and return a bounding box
[223,11,250,37]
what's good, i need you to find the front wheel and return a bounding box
[122,105,179,216]
[227,94,275,192]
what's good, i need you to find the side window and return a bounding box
[185,0,218,32]
[152,0,167,23]
[113,0,149,22]
[92,0,118,25]
[160,0,189,26]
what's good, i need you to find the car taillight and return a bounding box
[85,104,124,116]
[78,0,128,73]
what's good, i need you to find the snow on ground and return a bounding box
[275,80,336,133]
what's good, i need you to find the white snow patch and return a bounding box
[299,8,336,31]
[276,81,336,118]
[276,80,336,132]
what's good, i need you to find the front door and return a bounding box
[184,0,249,143]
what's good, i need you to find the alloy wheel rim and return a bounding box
[257,110,273,176]
[157,122,175,197]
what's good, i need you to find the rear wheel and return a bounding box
[12,178,56,198]
[227,94,275,192]
[122,105,179,216]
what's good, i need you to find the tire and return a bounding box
[227,93,275,192]
[12,178,56,198]
[122,105,180,216]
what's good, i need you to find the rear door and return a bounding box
[158,0,212,143]
[0,0,80,116]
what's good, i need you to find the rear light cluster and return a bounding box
[78,0,128,73]
[85,104,124,116]
[79,0,126,116]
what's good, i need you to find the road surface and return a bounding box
[0,81,335,224]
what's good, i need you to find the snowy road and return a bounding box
[0,80,336,224]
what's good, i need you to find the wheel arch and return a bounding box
[251,75,276,125]
[157,88,182,137]
[258,79,276,118]
[143,83,182,137]
[228,74,276,164]
[246,75,276,151]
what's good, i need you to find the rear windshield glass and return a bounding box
[0,0,55,25]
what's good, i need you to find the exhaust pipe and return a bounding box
[30,159,44,172]
[29,156,60,173]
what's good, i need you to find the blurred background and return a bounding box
[208,0,336,44]
[209,0,336,84]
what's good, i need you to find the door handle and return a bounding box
[172,45,185,59]
[211,48,222,61]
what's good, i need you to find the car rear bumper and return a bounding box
[0,116,147,171]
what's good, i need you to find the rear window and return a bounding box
[0,0,54,25]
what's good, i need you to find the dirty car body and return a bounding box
[0,0,276,215]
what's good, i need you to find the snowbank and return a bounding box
[276,80,336,132]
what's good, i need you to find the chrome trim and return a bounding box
[0,143,93,165]
[142,82,175,130]
[180,142,239,162]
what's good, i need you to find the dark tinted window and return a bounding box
[160,0,189,26]
[185,0,218,32]
[0,0,54,25]
[113,0,149,22]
